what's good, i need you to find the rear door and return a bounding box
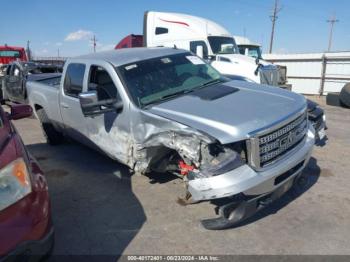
[9,64,26,102]
[5,64,21,99]
[59,62,91,143]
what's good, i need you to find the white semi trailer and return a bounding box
[116,11,289,88]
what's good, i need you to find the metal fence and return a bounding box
[32,56,68,66]
[263,51,350,95]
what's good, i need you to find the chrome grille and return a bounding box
[258,112,308,167]
[247,111,308,170]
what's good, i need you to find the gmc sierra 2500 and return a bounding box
[27,48,315,229]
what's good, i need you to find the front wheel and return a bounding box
[36,109,64,145]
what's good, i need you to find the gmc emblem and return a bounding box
[279,131,296,148]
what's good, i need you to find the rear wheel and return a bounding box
[36,109,64,145]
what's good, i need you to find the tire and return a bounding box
[36,109,64,145]
[339,83,350,108]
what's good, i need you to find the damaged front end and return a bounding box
[133,127,247,180]
[131,116,252,229]
[128,110,315,230]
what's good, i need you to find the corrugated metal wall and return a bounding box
[263,52,350,95]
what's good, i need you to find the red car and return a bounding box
[0,104,54,260]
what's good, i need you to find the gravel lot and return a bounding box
[11,96,350,256]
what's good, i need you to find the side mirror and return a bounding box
[79,91,123,117]
[255,57,260,65]
[196,46,204,58]
[9,104,33,120]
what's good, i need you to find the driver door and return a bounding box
[83,63,130,164]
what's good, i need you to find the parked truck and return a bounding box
[27,48,315,229]
[0,45,27,65]
[115,11,289,88]
[234,35,287,86]
[234,36,263,59]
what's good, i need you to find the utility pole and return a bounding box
[327,14,339,52]
[269,0,282,54]
[91,35,98,53]
[26,40,31,61]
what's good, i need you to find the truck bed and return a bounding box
[27,78,62,125]
[27,73,61,88]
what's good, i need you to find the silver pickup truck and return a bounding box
[27,48,315,229]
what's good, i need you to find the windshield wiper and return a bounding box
[159,89,194,100]
[142,89,194,108]
[198,78,223,88]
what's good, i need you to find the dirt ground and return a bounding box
[12,95,350,256]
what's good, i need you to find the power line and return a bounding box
[327,14,339,52]
[269,0,282,54]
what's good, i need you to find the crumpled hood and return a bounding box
[148,81,306,144]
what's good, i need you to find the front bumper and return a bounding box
[201,172,301,230]
[188,127,314,229]
[188,127,315,201]
[307,100,327,142]
[1,227,54,262]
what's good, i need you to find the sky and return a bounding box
[1,0,349,57]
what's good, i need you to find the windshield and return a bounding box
[238,45,262,59]
[208,36,239,55]
[0,50,21,58]
[117,53,225,107]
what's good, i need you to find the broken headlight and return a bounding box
[193,141,247,178]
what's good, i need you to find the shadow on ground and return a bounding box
[27,141,146,260]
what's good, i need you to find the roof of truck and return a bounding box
[74,47,188,67]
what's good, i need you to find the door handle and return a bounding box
[60,103,69,109]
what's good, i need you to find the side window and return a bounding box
[190,41,208,58]
[88,65,119,101]
[64,63,85,97]
[155,27,168,35]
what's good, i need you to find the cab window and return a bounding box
[88,65,119,101]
